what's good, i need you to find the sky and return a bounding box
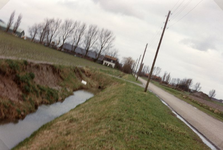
[0,0,223,99]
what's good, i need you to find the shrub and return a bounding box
[6,59,20,71]
[29,72,35,79]
[23,60,28,66]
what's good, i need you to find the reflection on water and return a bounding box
[0,90,94,150]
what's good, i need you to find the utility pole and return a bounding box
[132,58,138,76]
[134,55,141,76]
[144,11,171,92]
[136,43,148,81]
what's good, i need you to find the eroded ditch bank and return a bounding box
[0,90,94,149]
[0,59,114,123]
[0,59,210,150]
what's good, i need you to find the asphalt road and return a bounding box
[138,77,223,149]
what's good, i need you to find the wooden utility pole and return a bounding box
[144,11,171,92]
[134,55,141,75]
[132,58,138,75]
[136,43,148,81]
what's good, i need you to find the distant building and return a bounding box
[103,55,117,68]
[0,19,25,37]
[62,43,104,63]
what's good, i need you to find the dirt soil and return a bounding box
[189,92,223,112]
[0,63,61,102]
[0,59,100,123]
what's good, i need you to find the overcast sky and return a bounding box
[0,0,223,99]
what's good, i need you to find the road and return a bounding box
[138,77,223,149]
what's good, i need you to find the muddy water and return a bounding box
[0,90,94,150]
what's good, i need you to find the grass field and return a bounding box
[0,31,116,70]
[1,32,210,149]
[0,31,142,84]
[14,82,209,150]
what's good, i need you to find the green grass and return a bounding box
[0,31,115,71]
[0,31,141,82]
[213,101,223,107]
[150,80,223,122]
[14,82,209,150]
[122,74,141,84]
[0,59,122,121]
[1,31,210,149]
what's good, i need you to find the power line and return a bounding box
[145,11,171,92]
[147,15,168,50]
[148,30,162,49]
[171,0,180,12]
[171,0,186,14]
[169,0,204,28]
[171,0,193,21]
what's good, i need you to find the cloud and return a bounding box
[0,0,9,9]
[57,0,80,9]
[180,38,216,52]
[214,0,223,10]
[91,0,144,19]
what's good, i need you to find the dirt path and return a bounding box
[138,77,223,149]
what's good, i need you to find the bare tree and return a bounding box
[178,78,193,92]
[194,82,202,92]
[6,11,15,32]
[209,89,216,99]
[140,65,149,76]
[186,78,193,89]
[71,22,86,52]
[122,57,135,74]
[95,28,115,61]
[107,48,119,58]
[142,66,147,74]
[38,23,45,43]
[46,18,61,46]
[13,14,22,33]
[145,66,150,75]
[152,67,156,76]
[38,19,52,44]
[153,66,161,76]
[165,73,171,84]
[176,78,180,87]
[59,19,75,50]
[162,72,167,82]
[170,78,177,87]
[83,25,99,57]
[28,24,39,41]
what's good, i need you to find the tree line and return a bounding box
[4,11,217,99]
[139,65,217,98]
[5,11,23,34]
[121,57,217,99]
[5,11,123,68]
[28,18,116,62]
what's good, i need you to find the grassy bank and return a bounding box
[0,59,118,122]
[150,80,223,122]
[14,82,209,150]
[0,31,142,82]
[1,31,210,149]
[0,31,118,71]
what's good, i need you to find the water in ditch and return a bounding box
[0,90,94,150]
